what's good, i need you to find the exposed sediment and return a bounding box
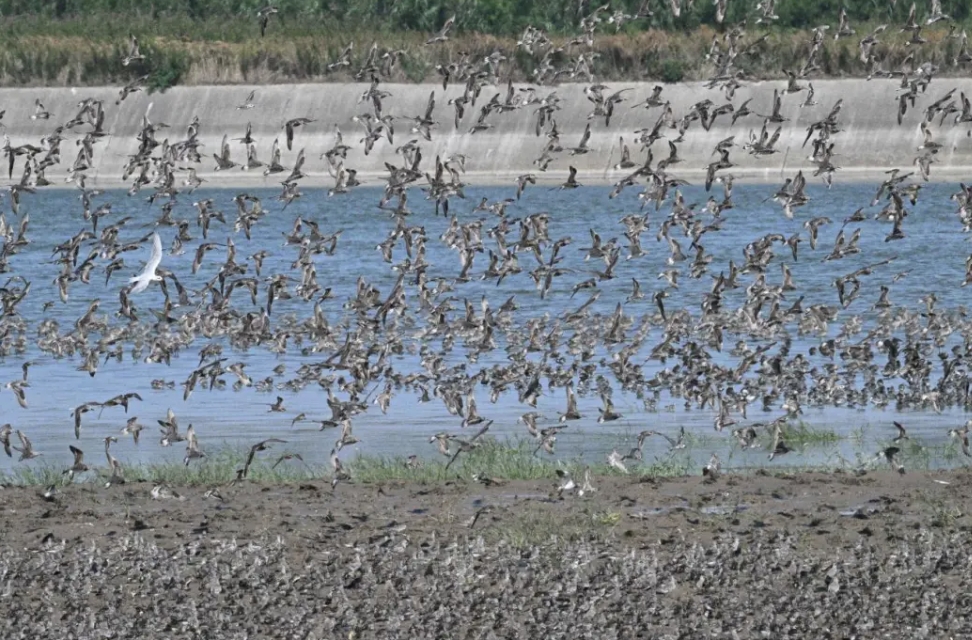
[1,471,971,638]
[4,79,972,189]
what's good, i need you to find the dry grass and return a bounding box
[0,22,967,87]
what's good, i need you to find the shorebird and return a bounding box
[768,425,791,461]
[104,437,124,487]
[430,432,452,457]
[184,425,205,466]
[638,427,686,453]
[72,402,101,440]
[330,449,351,489]
[64,445,89,481]
[891,421,909,443]
[284,118,314,151]
[117,75,149,104]
[121,417,144,444]
[926,0,948,25]
[880,446,905,474]
[151,483,182,500]
[236,89,257,110]
[425,15,456,45]
[100,392,142,415]
[948,423,971,456]
[559,383,582,422]
[31,99,51,120]
[614,137,636,170]
[257,4,278,37]
[5,380,27,408]
[158,409,185,446]
[578,467,596,496]
[597,393,622,422]
[327,43,354,72]
[515,173,536,200]
[607,449,629,474]
[242,144,263,171]
[334,419,360,451]
[568,123,592,155]
[461,391,485,428]
[213,134,237,170]
[555,468,575,497]
[240,438,287,478]
[732,426,759,449]
[122,34,145,66]
[559,166,581,189]
[534,425,565,456]
[13,430,40,461]
[445,420,492,471]
[0,424,11,457]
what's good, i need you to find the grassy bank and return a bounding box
[0,429,966,488]
[1,21,970,87]
[0,439,692,487]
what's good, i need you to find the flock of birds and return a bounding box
[3,1,972,500]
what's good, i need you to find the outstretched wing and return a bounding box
[146,232,163,273]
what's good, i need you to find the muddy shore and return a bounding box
[1,470,971,637]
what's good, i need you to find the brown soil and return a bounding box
[2,470,971,637]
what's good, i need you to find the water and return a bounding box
[1,180,969,475]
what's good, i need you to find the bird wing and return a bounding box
[146,232,163,274]
[566,384,577,412]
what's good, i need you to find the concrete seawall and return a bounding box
[3,79,972,189]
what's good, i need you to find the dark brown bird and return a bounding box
[64,445,89,480]
[284,117,314,151]
[240,438,288,478]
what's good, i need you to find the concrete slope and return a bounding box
[1,79,969,188]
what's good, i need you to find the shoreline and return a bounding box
[8,468,969,545]
[2,468,969,637]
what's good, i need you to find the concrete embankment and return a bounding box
[2,79,971,189]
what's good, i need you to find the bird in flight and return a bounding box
[129,232,163,294]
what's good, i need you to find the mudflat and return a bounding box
[2,469,971,638]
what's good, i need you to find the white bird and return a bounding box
[129,232,163,294]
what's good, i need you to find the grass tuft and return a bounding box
[0,439,692,488]
[783,422,842,447]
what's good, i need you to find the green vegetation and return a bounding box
[920,493,964,529]
[354,438,682,482]
[781,422,842,447]
[0,2,970,85]
[0,438,691,487]
[5,0,970,38]
[1,447,324,487]
[0,433,964,489]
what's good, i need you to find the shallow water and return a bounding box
[0,181,969,475]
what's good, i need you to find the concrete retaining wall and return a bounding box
[2,79,970,188]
